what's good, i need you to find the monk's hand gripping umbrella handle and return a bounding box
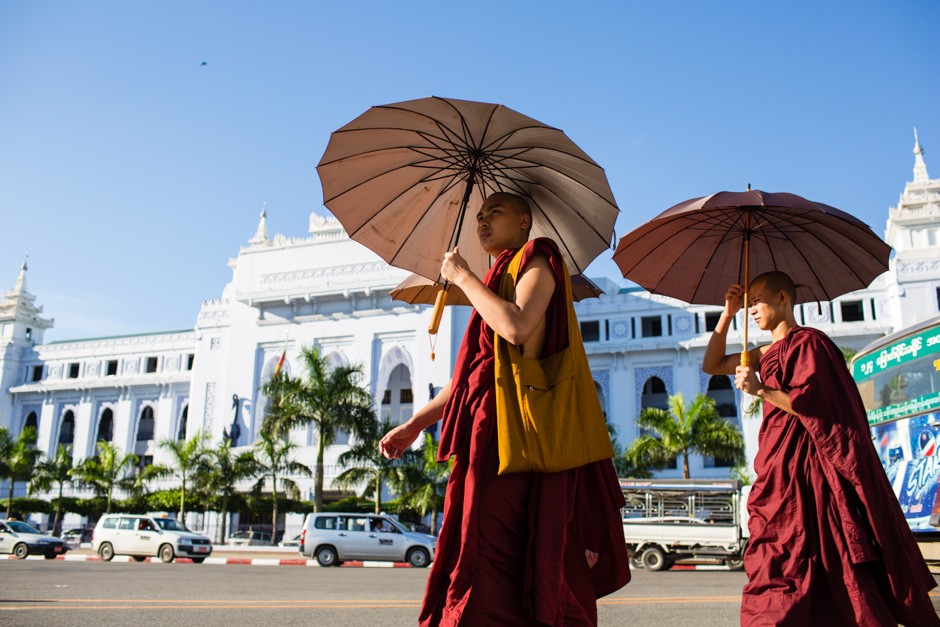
[428,286,449,360]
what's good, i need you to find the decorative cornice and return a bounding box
[38,331,195,356]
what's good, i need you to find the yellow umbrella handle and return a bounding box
[428,286,448,335]
[427,286,449,361]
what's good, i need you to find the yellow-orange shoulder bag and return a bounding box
[494,247,614,474]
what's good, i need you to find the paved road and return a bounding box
[1,560,938,626]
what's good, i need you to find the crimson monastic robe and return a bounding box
[742,326,939,626]
[420,238,630,626]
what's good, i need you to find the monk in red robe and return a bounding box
[704,271,939,626]
[380,192,630,626]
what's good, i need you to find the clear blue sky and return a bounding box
[1,1,937,341]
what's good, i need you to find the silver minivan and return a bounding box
[301,512,436,567]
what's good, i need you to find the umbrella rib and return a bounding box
[343,165,464,239]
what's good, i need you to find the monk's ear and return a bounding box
[519,212,531,231]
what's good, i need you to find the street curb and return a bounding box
[7,554,414,568]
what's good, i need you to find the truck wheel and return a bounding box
[629,555,642,570]
[640,547,668,572]
[406,547,431,568]
[98,542,115,562]
[316,546,338,567]
[724,557,744,570]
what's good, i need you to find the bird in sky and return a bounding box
[200,61,207,67]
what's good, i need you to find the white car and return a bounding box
[301,513,436,567]
[0,519,69,559]
[92,514,212,563]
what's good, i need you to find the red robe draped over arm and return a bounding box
[742,326,938,626]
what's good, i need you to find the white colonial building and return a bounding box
[1,132,938,533]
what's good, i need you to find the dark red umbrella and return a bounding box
[612,188,891,364]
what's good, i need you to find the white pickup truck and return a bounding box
[621,479,749,571]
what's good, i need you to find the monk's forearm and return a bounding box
[703,312,736,374]
[403,381,451,434]
[757,386,797,416]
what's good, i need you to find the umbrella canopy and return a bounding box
[612,189,891,307]
[317,96,620,282]
[390,272,605,306]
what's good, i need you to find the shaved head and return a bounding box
[486,193,531,221]
[750,271,796,307]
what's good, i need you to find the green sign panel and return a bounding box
[867,391,940,425]
[853,325,940,381]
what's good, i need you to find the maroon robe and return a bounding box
[742,326,939,626]
[421,238,630,626]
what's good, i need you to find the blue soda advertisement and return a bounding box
[871,413,940,531]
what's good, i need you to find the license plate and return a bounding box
[195,546,208,553]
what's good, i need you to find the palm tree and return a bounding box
[261,345,376,512]
[396,432,451,535]
[73,441,138,513]
[203,439,257,543]
[29,444,76,535]
[625,393,745,479]
[251,430,311,543]
[155,430,210,522]
[1,426,41,518]
[334,418,412,515]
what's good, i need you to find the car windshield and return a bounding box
[154,518,187,531]
[5,521,41,534]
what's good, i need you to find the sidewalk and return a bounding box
[7,544,414,568]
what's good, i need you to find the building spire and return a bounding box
[13,253,28,292]
[249,203,270,245]
[913,127,929,183]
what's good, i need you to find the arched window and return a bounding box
[137,406,155,442]
[640,376,668,411]
[97,409,114,442]
[59,411,75,445]
[177,405,188,441]
[23,412,38,444]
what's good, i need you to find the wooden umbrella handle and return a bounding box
[428,286,448,335]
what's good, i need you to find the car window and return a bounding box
[154,518,186,531]
[117,517,136,530]
[0,523,8,533]
[370,517,401,533]
[338,516,365,532]
[6,521,41,534]
[314,516,337,530]
[101,517,117,529]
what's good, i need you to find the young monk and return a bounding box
[380,192,629,626]
[704,271,938,626]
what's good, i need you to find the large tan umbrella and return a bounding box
[612,189,891,365]
[317,97,620,342]
[390,272,605,306]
